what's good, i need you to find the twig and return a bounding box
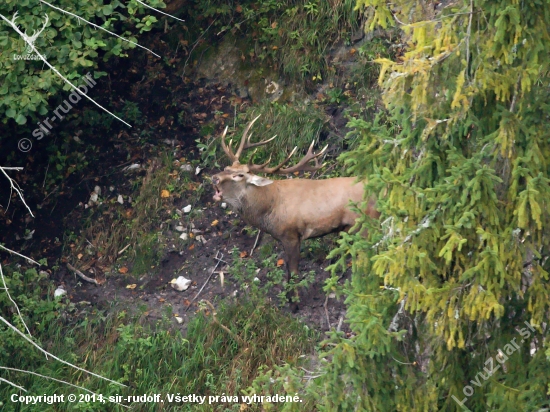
[250,230,261,256]
[0,166,34,217]
[185,251,223,312]
[0,367,129,408]
[66,263,101,285]
[181,19,216,78]
[0,314,125,387]
[0,244,39,266]
[0,377,27,391]
[118,244,131,255]
[200,300,247,346]
[0,263,32,336]
[133,0,185,22]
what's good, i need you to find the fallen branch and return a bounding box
[66,263,101,285]
[250,230,261,256]
[185,251,223,312]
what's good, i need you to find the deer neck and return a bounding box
[237,184,278,232]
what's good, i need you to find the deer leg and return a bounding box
[283,238,301,312]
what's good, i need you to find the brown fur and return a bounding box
[212,165,379,301]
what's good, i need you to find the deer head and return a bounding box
[211,115,327,206]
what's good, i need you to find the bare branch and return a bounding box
[66,263,101,285]
[0,314,126,387]
[133,0,185,22]
[0,263,32,337]
[0,376,27,391]
[0,166,34,217]
[0,367,129,408]
[0,244,40,266]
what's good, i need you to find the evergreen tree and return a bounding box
[322,1,550,410]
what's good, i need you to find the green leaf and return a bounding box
[15,113,27,124]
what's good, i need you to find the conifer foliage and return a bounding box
[322,1,550,410]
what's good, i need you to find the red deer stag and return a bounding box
[211,116,378,306]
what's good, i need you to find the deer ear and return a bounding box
[246,175,273,187]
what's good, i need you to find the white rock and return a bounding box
[117,195,124,204]
[89,192,98,203]
[175,226,185,232]
[253,277,260,283]
[175,316,184,324]
[109,186,115,192]
[54,287,66,298]
[123,163,140,171]
[94,186,101,195]
[195,166,203,175]
[195,235,206,244]
[180,164,193,172]
[170,276,191,291]
[179,233,188,240]
[183,205,192,213]
[221,202,227,209]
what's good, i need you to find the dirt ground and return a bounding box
[1,31,365,338]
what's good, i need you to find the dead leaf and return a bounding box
[188,244,195,250]
[240,251,248,258]
[277,259,285,267]
[77,253,83,260]
[236,4,242,12]
[159,298,166,302]
[222,113,229,118]
[119,267,128,274]
[160,189,170,198]
[126,284,137,289]
[159,116,165,125]
[211,219,219,226]
[271,22,277,28]
[350,48,357,55]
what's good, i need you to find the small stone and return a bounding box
[183,205,192,213]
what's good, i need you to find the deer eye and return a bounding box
[237,174,244,178]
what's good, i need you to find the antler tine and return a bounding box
[219,126,238,164]
[234,114,261,159]
[244,134,277,150]
[248,146,298,174]
[276,141,327,175]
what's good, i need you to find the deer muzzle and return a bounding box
[212,176,223,201]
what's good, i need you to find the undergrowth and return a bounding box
[0,267,318,411]
[185,0,360,84]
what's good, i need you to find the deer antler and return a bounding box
[220,115,276,166]
[219,115,327,174]
[248,140,327,175]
